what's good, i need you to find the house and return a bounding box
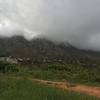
[0,56,18,64]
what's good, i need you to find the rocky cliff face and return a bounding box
[0,36,100,64]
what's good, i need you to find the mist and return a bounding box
[0,0,100,51]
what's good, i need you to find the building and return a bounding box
[0,57,18,64]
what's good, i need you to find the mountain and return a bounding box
[0,36,100,64]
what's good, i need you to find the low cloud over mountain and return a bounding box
[0,0,100,50]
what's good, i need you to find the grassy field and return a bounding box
[9,63,100,86]
[0,77,99,100]
[0,62,100,100]
[0,62,100,86]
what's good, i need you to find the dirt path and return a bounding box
[31,78,100,98]
[10,77,100,98]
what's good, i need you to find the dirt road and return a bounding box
[10,77,100,98]
[32,78,100,98]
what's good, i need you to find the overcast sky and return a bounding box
[0,0,100,51]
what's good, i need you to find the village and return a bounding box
[0,56,30,64]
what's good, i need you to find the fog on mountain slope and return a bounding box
[0,0,100,51]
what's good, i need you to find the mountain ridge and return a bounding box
[0,36,100,64]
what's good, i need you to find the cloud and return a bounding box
[0,0,100,51]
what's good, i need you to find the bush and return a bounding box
[0,62,19,73]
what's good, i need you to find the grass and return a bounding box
[0,77,99,100]
[0,62,100,100]
[10,68,100,86]
[0,62,100,86]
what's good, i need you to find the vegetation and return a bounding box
[0,37,100,99]
[0,62,100,86]
[16,64,100,85]
[0,77,99,100]
[0,62,100,100]
[0,62,19,73]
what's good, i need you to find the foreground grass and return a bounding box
[0,77,99,100]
